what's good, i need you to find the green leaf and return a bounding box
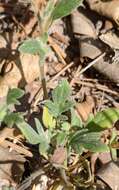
[83,140,109,153]
[42,107,56,129]
[59,100,74,114]
[35,118,45,136]
[0,104,7,123]
[19,39,41,55]
[56,131,67,146]
[19,38,50,62]
[35,118,51,144]
[71,108,82,128]
[61,122,70,131]
[69,128,89,143]
[70,129,109,153]
[45,100,74,118]
[40,0,56,32]
[7,88,24,105]
[52,0,82,20]
[72,144,84,155]
[109,131,117,161]
[35,118,50,141]
[87,108,119,129]
[44,100,59,117]
[52,80,71,104]
[45,80,74,118]
[4,112,24,127]
[35,118,51,158]
[17,121,41,144]
[39,142,49,159]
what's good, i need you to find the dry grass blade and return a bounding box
[79,53,105,75]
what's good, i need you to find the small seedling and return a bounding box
[15,80,119,160]
[19,0,83,99]
[1,82,119,188]
[1,82,118,161]
[0,88,24,127]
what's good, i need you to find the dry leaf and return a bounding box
[99,31,119,49]
[104,20,113,31]
[97,161,119,190]
[76,96,95,122]
[71,10,97,38]
[0,146,25,185]
[98,152,112,165]
[86,0,119,25]
[93,57,119,83]
[50,147,67,165]
[79,37,102,59]
[0,54,41,97]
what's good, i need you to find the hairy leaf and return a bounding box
[44,100,59,117]
[35,118,45,136]
[45,80,73,117]
[19,39,41,54]
[70,129,109,153]
[52,80,71,104]
[4,112,24,127]
[56,131,67,146]
[40,0,56,32]
[19,38,50,62]
[35,119,51,144]
[7,88,24,105]
[71,108,82,128]
[42,107,56,128]
[17,122,41,144]
[87,108,119,129]
[61,122,70,131]
[39,142,49,159]
[35,119,51,158]
[52,0,82,20]
[45,99,74,118]
[0,104,7,123]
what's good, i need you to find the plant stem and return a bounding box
[39,59,48,99]
[31,0,49,100]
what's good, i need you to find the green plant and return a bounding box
[0,88,24,127]
[1,81,119,189]
[1,83,119,163]
[15,80,119,160]
[19,0,83,99]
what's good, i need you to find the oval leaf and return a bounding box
[88,108,119,129]
[42,107,56,129]
[17,122,41,144]
[52,80,71,104]
[7,88,24,105]
[19,39,42,55]
[0,104,7,123]
[70,130,109,153]
[19,37,50,61]
[52,0,82,20]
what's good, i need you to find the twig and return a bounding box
[103,93,119,107]
[79,53,105,75]
[76,80,119,96]
[49,61,74,83]
[39,64,48,99]
[17,169,45,190]
[70,65,82,87]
